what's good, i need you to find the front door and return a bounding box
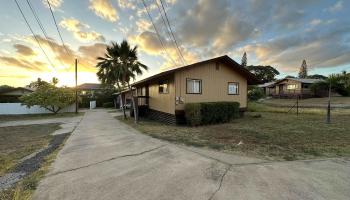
[279,85,284,94]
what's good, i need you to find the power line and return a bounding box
[153,0,184,65]
[46,0,71,56]
[140,0,177,66]
[159,0,187,65]
[26,0,66,68]
[13,0,56,71]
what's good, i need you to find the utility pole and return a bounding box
[326,81,331,123]
[75,59,78,114]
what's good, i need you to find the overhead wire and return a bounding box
[26,0,66,69]
[46,0,71,57]
[153,0,185,65]
[13,0,56,72]
[140,0,178,66]
[159,0,187,65]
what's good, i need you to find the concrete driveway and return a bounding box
[33,109,350,200]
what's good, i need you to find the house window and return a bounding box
[287,84,297,90]
[215,62,220,70]
[228,82,239,95]
[186,79,202,94]
[159,80,169,94]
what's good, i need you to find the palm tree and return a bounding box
[96,42,127,119]
[117,40,148,123]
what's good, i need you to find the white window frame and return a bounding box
[186,78,202,94]
[228,82,239,95]
[158,80,169,94]
[287,84,297,90]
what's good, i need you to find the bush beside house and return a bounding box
[185,102,240,126]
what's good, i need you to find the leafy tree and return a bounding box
[96,42,127,119]
[20,83,75,114]
[285,75,296,78]
[0,85,14,92]
[310,72,350,97]
[28,78,50,89]
[248,86,265,101]
[246,65,280,83]
[96,40,148,122]
[298,59,308,78]
[51,77,59,85]
[117,40,148,123]
[241,52,247,67]
[307,74,327,79]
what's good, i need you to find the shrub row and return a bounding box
[184,102,240,126]
[102,102,114,108]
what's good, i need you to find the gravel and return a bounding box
[0,133,70,190]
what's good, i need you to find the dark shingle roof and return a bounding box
[132,55,260,86]
[77,83,103,90]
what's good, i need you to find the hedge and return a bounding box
[102,102,114,108]
[184,102,240,126]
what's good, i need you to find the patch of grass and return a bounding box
[0,124,61,176]
[116,110,350,161]
[248,101,350,115]
[259,97,350,108]
[0,112,84,122]
[0,134,69,200]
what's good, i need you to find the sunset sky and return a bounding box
[0,0,349,87]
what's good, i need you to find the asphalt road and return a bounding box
[33,109,350,200]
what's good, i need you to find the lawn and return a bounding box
[0,112,83,122]
[117,107,350,161]
[259,96,350,108]
[0,124,60,176]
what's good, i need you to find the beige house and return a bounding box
[124,55,258,124]
[259,78,323,98]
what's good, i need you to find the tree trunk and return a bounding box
[117,83,127,119]
[128,83,138,123]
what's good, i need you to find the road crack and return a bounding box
[48,145,166,177]
[208,165,231,200]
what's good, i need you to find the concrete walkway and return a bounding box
[33,109,350,200]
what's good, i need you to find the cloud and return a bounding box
[78,43,107,68]
[89,0,118,22]
[240,24,350,72]
[310,19,322,26]
[0,56,46,71]
[42,0,63,9]
[13,44,36,56]
[118,0,136,10]
[176,0,256,52]
[135,19,151,33]
[60,18,105,42]
[130,31,198,68]
[0,35,108,74]
[328,1,343,12]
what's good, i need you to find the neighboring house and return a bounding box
[113,89,133,109]
[76,83,104,97]
[259,78,323,98]
[258,81,276,96]
[0,87,34,103]
[121,55,259,124]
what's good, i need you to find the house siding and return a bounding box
[275,79,303,95]
[146,75,176,114]
[174,61,247,110]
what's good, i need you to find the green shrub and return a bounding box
[102,102,114,108]
[184,103,202,126]
[184,102,240,126]
[248,86,265,101]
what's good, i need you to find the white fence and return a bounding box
[0,103,76,115]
